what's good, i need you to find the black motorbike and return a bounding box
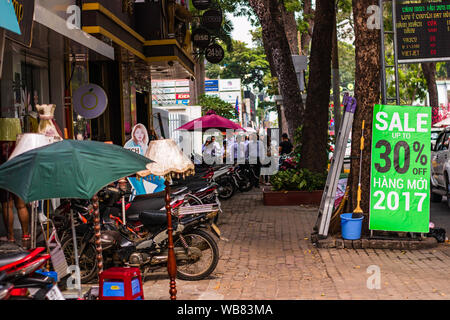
[61,186,221,283]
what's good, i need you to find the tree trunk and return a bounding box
[280,4,299,55]
[422,62,439,125]
[299,0,335,173]
[347,0,381,235]
[332,7,342,134]
[249,0,304,139]
[301,0,314,55]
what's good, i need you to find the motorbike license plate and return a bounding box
[211,223,221,237]
[45,285,66,300]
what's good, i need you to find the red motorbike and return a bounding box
[0,245,63,300]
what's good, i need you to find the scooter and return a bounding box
[0,245,64,300]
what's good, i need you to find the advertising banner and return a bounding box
[176,87,190,93]
[176,93,190,100]
[176,100,189,105]
[220,91,241,104]
[219,79,241,92]
[370,104,431,233]
[205,79,219,91]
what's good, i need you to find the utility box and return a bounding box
[99,267,144,300]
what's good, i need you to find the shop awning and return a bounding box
[33,0,114,60]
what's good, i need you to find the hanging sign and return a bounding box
[201,9,223,30]
[192,0,212,11]
[192,28,211,48]
[205,43,224,64]
[73,84,108,119]
[369,104,431,233]
[0,0,21,34]
[5,0,35,46]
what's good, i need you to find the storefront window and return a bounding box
[69,54,90,140]
[0,39,49,133]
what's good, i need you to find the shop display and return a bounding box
[36,104,63,142]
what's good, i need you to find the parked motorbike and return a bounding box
[229,165,253,192]
[0,244,63,300]
[61,186,221,284]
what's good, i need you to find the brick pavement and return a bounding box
[142,189,450,300]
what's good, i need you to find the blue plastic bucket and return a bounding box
[340,213,364,240]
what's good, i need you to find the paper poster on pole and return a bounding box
[369,104,431,233]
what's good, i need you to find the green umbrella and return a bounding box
[0,139,154,203]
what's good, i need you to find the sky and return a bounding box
[228,14,255,48]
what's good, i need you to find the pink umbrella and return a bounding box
[176,110,245,132]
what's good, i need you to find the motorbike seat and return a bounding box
[127,197,166,216]
[139,210,168,227]
[0,252,30,269]
[186,181,212,193]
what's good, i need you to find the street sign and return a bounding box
[370,104,431,233]
[201,9,223,30]
[192,28,211,48]
[205,43,224,64]
[395,1,450,63]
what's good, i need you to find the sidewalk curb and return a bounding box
[311,234,438,250]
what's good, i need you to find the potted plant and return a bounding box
[263,168,327,206]
[263,127,328,206]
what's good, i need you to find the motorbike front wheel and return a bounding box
[61,235,98,284]
[237,174,253,192]
[216,176,235,200]
[174,229,219,281]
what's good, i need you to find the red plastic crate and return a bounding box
[99,267,144,300]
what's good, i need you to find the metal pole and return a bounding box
[392,0,401,105]
[0,29,5,80]
[379,0,388,105]
[70,209,82,298]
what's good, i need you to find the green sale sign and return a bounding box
[370,104,431,233]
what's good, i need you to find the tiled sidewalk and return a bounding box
[143,190,450,300]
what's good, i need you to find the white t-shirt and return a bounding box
[204,141,222,157]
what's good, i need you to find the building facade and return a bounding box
[0,0,197,146]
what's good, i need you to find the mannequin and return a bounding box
[36,104,63,141]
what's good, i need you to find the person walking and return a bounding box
[279,133,293,155]
[248,134,263,188]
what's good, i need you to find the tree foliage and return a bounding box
[205,39,270,92]
[198,94,237,119]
